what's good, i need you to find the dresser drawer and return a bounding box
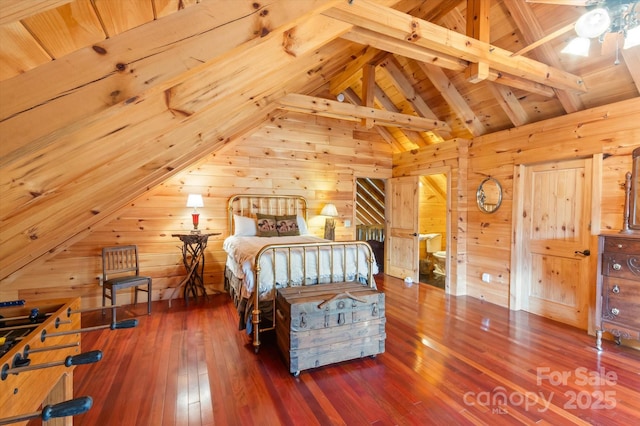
[601,253,640,280]
[603,237,640,254]
[602,277,640,329]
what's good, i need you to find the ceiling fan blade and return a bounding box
[600,32,624,55]
[524,0,592,5]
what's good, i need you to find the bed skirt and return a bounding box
[224,266,273,332]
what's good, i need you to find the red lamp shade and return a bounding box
[186,194,204,232]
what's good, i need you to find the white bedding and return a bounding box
[223,235,378,301]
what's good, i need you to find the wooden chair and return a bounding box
[102,245,152,320]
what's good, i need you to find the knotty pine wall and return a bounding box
[5,112,392,308]
[394,96,640,307]
[418,176,447,259]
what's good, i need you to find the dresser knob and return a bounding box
[612,263,622,271]
[612,285,620,294]
[611,308,620,316]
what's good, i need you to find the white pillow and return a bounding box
[234,214,257,236]
[297,215,309,235]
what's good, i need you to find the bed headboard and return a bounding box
[228,194,308,234]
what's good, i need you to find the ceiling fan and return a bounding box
[528,0,640,59]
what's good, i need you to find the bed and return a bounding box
[223,194,378,353]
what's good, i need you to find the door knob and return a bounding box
[574,249,590,256]
[412,233,418,237]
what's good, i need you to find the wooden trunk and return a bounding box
[275,282,385,376]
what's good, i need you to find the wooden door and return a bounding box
[520,158,593,329]
[386,176,419,282]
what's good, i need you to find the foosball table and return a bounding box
[0,298,136,425]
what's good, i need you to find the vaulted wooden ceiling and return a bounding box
[1,0,639,280]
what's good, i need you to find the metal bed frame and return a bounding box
[226,195,377,353]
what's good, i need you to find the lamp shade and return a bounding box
[574,8,610,39]
[186,194,204,208]
[320,203,338,217]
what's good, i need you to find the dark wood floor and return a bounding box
[67,274,640,425]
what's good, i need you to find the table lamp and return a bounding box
[320,203,338,240]
[186,194,204,233]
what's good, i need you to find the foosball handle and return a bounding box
[111,319,138,329]
[64,350,103,367]
[42,396,93,421]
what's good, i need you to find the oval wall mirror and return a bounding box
[477,177,503,214]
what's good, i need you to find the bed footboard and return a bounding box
[251,241,376,353]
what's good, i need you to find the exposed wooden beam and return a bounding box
[344,25,556,98]
[372,84,433,146]
[418,62,486,136]
[380,57,436,119]
[0,0,346,157]
[362,63,376,128]
[341,27,468,72]
[502,0,584,113]
[378,56,450,141]
[621,47,640,94]
[344,88,408,152]
[486,70,556,97]
[487,83,531,127]
[329,45,387,95]
[510,23,575,57]
[0,1,361,280]
[466,0,491,83]
[343,84,426,149]
[323,0,587,93]
[277,93,451,132]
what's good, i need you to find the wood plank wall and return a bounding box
[3,112,392,308]
[394,96,640,307]
[418,175,447,259]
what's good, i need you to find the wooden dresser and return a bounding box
[596,233,640,350]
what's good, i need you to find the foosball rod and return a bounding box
[25,341,80,355]
[1,350,102,378]
[0,323,39,332]
[41,318,138,342]
[0,305,123,323]
[0,308,49,323]
[67,304,124,316]
[0,396,92,425]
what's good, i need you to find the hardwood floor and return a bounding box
[67,274,640,425]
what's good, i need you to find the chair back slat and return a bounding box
[102,245,140,279]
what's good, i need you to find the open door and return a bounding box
[386,176,420,282]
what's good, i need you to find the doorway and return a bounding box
[355,177,386,274]
[385,172,450,289]
[418,174,448,289]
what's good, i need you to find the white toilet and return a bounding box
[432,250,447,276]
[420,233,446,276]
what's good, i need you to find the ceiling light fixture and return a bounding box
[575,8,611,38]
[562,36,592,56]
[563,1,640,59]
